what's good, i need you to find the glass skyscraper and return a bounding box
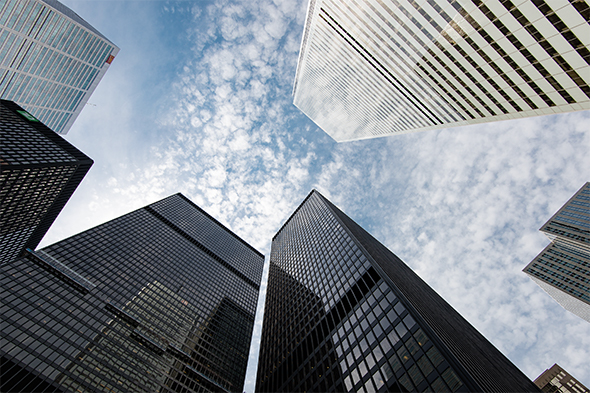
[293,0,590,141]
[256,190,540,392]
[1,194,264,392]
[523,182,590,323]
[0,99,92,265]
[0,0,119,134]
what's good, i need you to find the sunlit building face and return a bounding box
[293,0,590,141]
[0,0,119,134]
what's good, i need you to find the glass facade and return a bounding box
[0,99,92,265]
[523,182,590,322]
[1,194,264,392]
[0,0,119,134]
[293,0,590,141]
[257,190,540,392]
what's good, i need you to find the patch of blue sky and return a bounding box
[40,0,590,391]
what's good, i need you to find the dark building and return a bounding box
[533,364,589,393]
[256,190,540,393]
[1,193,264,392]
[0,99,92,265]
[523,182,590,322]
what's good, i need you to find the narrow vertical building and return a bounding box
[0,0,119,134]
[523,183,590,322]
[1,194,264,392]
[256,190,540,392]
[0,99,92,265]
[293,0,590,141]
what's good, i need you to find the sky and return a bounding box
[38,0,590,390]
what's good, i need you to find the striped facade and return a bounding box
[523,183,590,323]
[0,0,118,134]
[294,0,590,141]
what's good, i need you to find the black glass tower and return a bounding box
[1,193,264,393]
[256,190,540,393]
[0,99,93,265]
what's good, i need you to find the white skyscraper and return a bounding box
[293,0,590,142]
[0,0,119,134]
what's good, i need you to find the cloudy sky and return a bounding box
[41,0,590,390]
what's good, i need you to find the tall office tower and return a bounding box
[523,183,590,322]
[256,190,540,392]
[1,194,264,393]
[533,364,589,393]
[0,0,119,134]
[293,0,590,141]
[0,99,92,265]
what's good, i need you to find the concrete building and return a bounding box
[534,364,589,393]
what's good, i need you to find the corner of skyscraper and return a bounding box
[256,189,541,392]
[0,99,93,265]
[0,0,119,134]
[523,182,590,323]
[293,0,590,142]
[1,193,264,392]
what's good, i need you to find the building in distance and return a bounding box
[0,0,119,134]
[293,0,590,141]
[1,193,264,393]
[533,364,589,393]
[0,99,93,265]
[523,182,590,322]
[256,190,540,392]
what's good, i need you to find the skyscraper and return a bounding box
[533,364,589,393]
[293,0,590,141]
[0,0,119,134]
[256,190,540,392]
[0,99,92,265]
[523,182,590,322]
[1,194,264,392]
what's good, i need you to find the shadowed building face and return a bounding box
[1,193,264,393]
[256,190,541,392]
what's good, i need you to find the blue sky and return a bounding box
[41,0,590,390]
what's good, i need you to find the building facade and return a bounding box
[256,190,540,392]
[1,194,264,392]
[533,364,589,393]
[0,99,92,265]
[523,183,590,322]
[0,0,119,134]
[293,0,590,141]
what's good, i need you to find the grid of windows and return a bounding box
[0,99,92,265]
[533,363,589,393]
[1,194,264,392]
[0,0,119,134]
[293,0,590,141]
[257,190,539,392]
[524,183,590,322]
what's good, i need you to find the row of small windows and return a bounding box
[2,244,255,392]
[151,196,264,280]
[528,269,590,303]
